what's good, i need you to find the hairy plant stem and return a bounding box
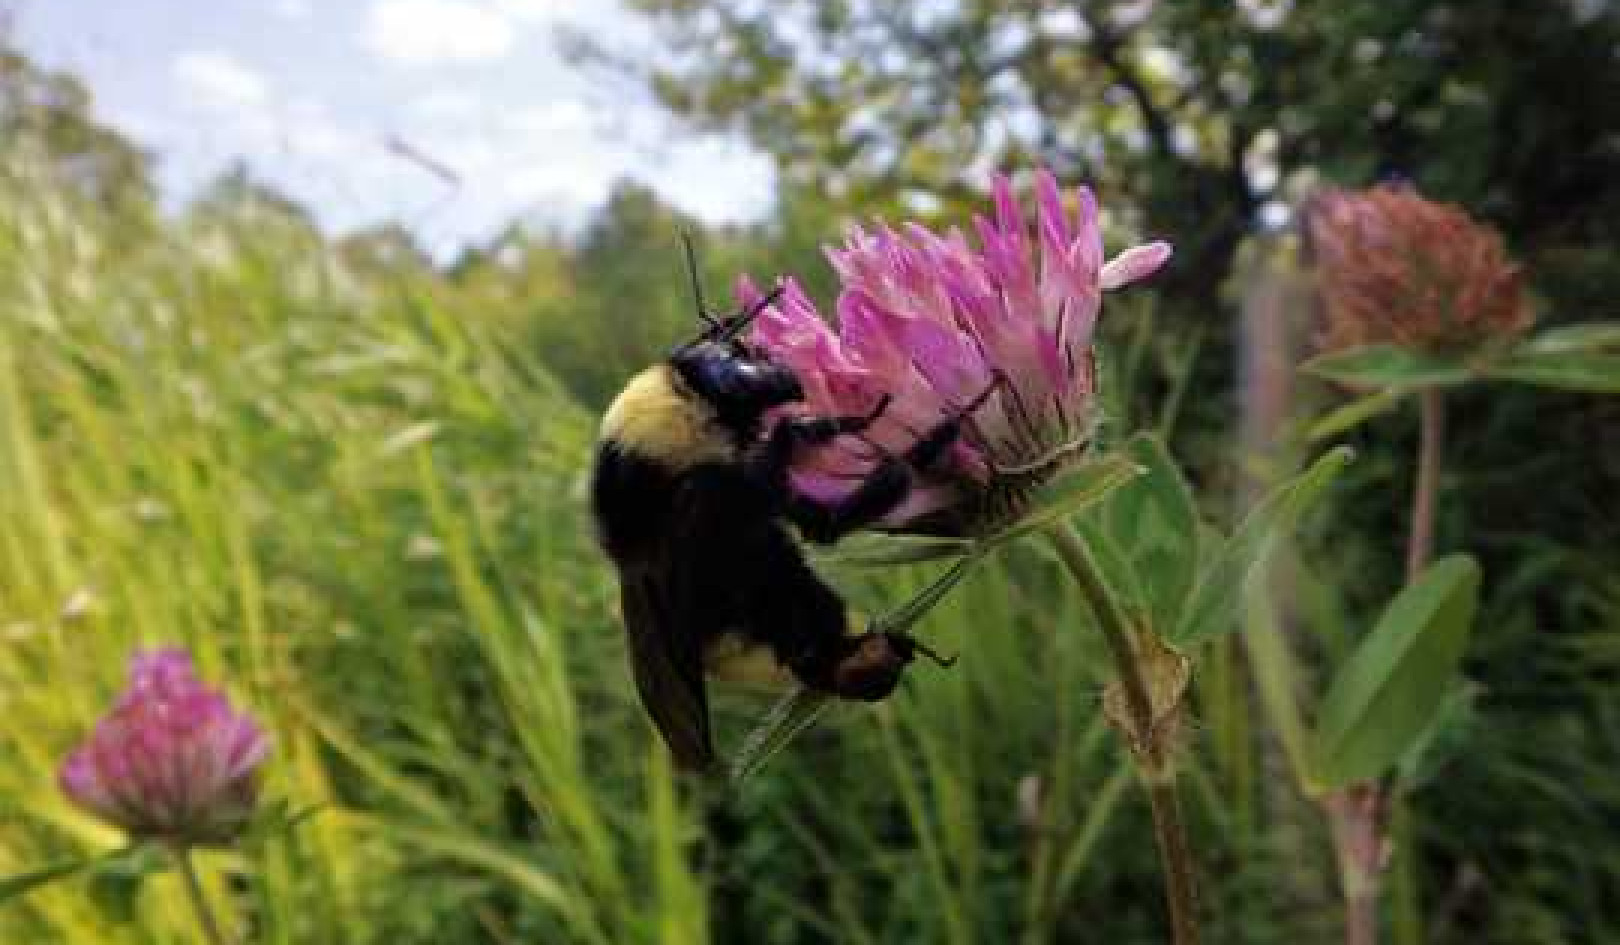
[1048,524,1200,945]
[1147,781,1201,945]
[174,846,229,945]
[1328,786,1385,945]
[1407,390,1445,582]
[1336,388,1446,945]
[1346,888,1379,945]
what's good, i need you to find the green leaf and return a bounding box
[1242,591,1316,792]
[1100,434,1200,634]
[810,533,974,568]
[1395,680,1480,789]
[1171,446,1354,645]
[1482,350,1620,393]
[1302,344,1473,389]
[1521,322,1620,354]
[1071,518,1147,619]
[1311,555,1481,790]
[730,686,833,784]
[87,845,166,923]
[0,843,165,907]
[246,799,328,846]
[873,553,985,635]
[983,450,1144,549]
[0,857,92,903]
[1307,387,1406,441]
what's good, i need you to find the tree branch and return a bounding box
[1080,9,1175,160]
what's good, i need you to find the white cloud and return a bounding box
[409,89,481,121]
[502,100,592,137]
[131,6,767,256]
[644,137,775,223]
[494,0,636,35]
[362,0,517,65]
[173,51,268,110]
[272,0,312,19]
[287,106,375,162]
[489,0,561,20]
[502,164,608,207]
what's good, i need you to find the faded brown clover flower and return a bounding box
[1304,185,1532,353]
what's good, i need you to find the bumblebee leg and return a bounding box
[786,379,1002,541]
[904,373,1005,472]
[788,457,913,544]
[741,398,910,543]
[788,412,975,543]
[786,393,892,446]
[776,395,985,543]
[900,416,965,473]
[782,635,851,693]
[745,395,893,491]
[753,383,1011,543]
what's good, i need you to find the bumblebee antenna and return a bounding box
[681,230,722,333]
[908,636,958,668]
[718,282,785,342]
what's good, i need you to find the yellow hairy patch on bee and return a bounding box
[599,365,734,466]
[704,634,794,687]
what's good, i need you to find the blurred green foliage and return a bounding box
[1,4,1619,943]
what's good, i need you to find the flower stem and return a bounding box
[1337,388,1446,945]
[1048,524,1200,945]
[1406,389,1445,582]
[1147,780,1201,945]
[1328,787,1384,945]
[174,847,229,945]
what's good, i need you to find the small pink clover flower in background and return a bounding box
[60,647,269,847]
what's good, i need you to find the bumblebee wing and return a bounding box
[621,565,715,771]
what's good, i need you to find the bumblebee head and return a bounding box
[669,244,798,435]
[670,340,802,435]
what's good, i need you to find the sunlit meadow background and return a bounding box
[4,3,1620,943]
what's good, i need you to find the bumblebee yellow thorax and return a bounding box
[599,365,735,467]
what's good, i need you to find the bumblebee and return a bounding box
[591,280,975,771]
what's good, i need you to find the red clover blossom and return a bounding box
[744,168,1170,534]
[60,647,269,847]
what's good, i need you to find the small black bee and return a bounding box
[591,253,978,771]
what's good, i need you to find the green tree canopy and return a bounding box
[0,41,155,235]
[622,1,1620,319]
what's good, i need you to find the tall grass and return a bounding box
[3,132,1617,944]
[0,137,1185,941]
[0,130,1154,944]
[0,148,701,942]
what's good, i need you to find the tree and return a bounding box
[0,40,155,235]
[620,1,1620,322]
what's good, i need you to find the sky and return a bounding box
[5,0,776,257]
